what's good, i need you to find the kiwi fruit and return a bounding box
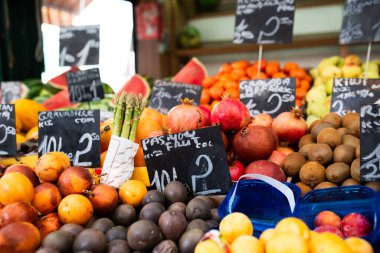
[168,202,187,216]
[298,134,314,148]
[337,128,349,137]
[142,190,165,206]
[317,128,341,149]
[308,143,333,165]
[282,152,306,176]
[309,119,321,131]
[326,163,350,184]
[211,208,220,222]
[342,178,360,186]
[186,198,211,221]
[334,144,355,165]
[186,219,209,233]
[107,239,130,253]
[314,181,337,190]
[60,224,84,238]
[152,240,178,253]
[106,226,128,242]
[158,210,187,240]
[91,218,115,233]
[342,135,360,149]
[311,122,334,140]
[299,162,326,187]
[322,112,342,129]
[365,182,380,191]
[164,181,188,204]
[350,158,360,182]
[42,230,74,253]
[179,228,204,253]
[355,145,360,158]
[299,143,315,159]
[127,220,163,251]
[73,229,107,253]
[295,182,312,198]
[139,202,165,223]
[342,112,360,137]
[112,204,137,227]
[195,196,214,209]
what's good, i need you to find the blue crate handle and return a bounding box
[227,174,296,213]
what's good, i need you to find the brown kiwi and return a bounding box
[365,182,380,191]
[299,143,316,160]
[311,122,334,140]
[299,162,326,187]
[298,134,314,148]
[337,128,349,137]
[326,163,350,184]
[308,143,333,165]
[295,182,312,198]
[342,112,360,137]
[355,145,360,159]
[334,144,355,165]
[282,152,306,177]
[322,112,342,129]
[314,182,337,190]
[317,128,341,149]
[342,178,360,186]
[342,135,360,149]
[350,158,360,182]
[309,119,321,131]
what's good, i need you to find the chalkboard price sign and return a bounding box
[360,104,380,182]
[149,80,202,114]
[0,104,17,156]
[142,125,231,195]
[234,0,295,44]
[38,110,100,167]
[331,78,380,116]
[59,25,100,67]
[1,81,21,104]
[66,68,104,103]
[240,78,295,117]
[340,0,380,44]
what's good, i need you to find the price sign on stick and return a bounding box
[331,78,380,116]
[233,0,295,44]
[240,78,296,117]
[66,68,105,103]
[0,81,21,104]
[360,104,380,182]
[142,126,231,195]
[38,110,100,167]
[59,25,100,66]
[149,81,202,114]
[0,104,17,156]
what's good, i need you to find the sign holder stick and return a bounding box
[87,101,91,109]
[257,44,263,78]
[364,42,372,79]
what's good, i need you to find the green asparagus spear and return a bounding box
[112,92,126,136]
[121,94,134,139]
[129,95,147,142]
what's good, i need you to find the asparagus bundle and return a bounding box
[112,92,147,141]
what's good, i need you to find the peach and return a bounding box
[342,213,372,237]
[314,211,341,229]
[314,225,344,238]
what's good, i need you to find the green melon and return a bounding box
[171,57,207,85]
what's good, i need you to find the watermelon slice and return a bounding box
[171,57,207,85]
[42,89,76,110]
[45,67,79,94]
[117,74,151,99]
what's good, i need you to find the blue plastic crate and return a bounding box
[218,174,301,237]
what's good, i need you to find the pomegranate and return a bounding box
[244,160,286,182]
[249,113,273,128]
[232,126,278,165]
[199,105,211,126]
[167,98,206,133]
[221,131,229,150]
[211,97,250,133]
[229,160,245,181]
[272,108,308,144]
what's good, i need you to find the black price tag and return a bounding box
[360,104,380,182]
[142,126,231,195]
[240,78,295,117]
[59,25,100,66]
[38,110,100,167]
[234,0,295,44]
[331,78,380,116]
[66,68,104,103]
[0,104,17,156]
[340,0,380,44]
[1,81,21,104]
[149,80,202,114]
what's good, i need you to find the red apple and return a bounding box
[244,160,286,182]
[341,213,372,237]
[314,225,344,238]
[249,113,273,128]
[268,150,286,167]
[314,211,342,229]
[229,160,245,182]
[199,105,211,126]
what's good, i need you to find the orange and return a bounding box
[134,146,146,167]
[119,179,147,207]
[240,76,249,81]
[303,74,312,83]
[135,117,161,145]
[309,232,352,253]
[289,68,307,80]
[246,66,258,78]
[219,74,234,83]
[141,108,163,127]
[345,237,374,253]
[251,72,268,80]
[195,239,225,253]
[0,172,34,205]
[296,78,301,88]
[300,80,310,91]
[231,60,249,69]
[224,81,239,90]
[266,232,308,253]
[214,81,225,88]
[231,235,264,253]
[202,77,217,88]
[272,72,287,78]
[219,63,233,73]
[275,217,310,241]
[296,88,307,99]
[252,59,267,71]
[296,99,303,107]
[200,89,211,104]
[223,89,240,99]
[283,62,299,73]
[265,61,280,77]
[58,194,93,225]
[220,212,253,244]
[209,86,224,100]
[231,68,246,81]
[259,228,276,245]
[210,100,220,110]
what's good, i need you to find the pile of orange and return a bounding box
[200,60,312,110]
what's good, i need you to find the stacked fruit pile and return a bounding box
[200,60,312,109]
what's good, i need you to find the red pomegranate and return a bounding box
[232,125,278,165]
[272,108,308,145]
[199,105,211,126]
[245,160,286,182]
[211,97,250,133]
[167,98,206,133]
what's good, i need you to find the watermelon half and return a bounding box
[171,57,208,85]
[117,74,151,99]
[45,67,79,94]
[42,89,76,110]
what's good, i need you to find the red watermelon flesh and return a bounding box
[171,57,207,85]
[42,89,76,110]
[117,74,151,99]
[47,67,79,91]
